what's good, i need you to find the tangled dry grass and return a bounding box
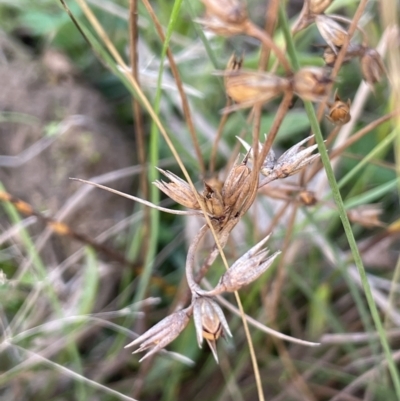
[0,0,400,400]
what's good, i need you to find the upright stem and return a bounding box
[129,0,149,261]
[280,4,400,397]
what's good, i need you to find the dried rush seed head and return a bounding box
[202,181,225,217]
[225,71,290,108]
[154,168,201,210]
[347,204,385,228]
[326,90,351,125]
[222,155,251,209]
[238,135,320,181]
[193,297,232,362]
[236,136,277,176]
[214,234,280,293]
[315,15,348,54]
[360,48,386,85]
[221,56,290,112]
[271,135,320,179]
[322,43,364,67]
[125,308,191,362]
[196,15,246,36]
[201,0,247,24]
[293,67,332,102]
[298,190,318,206]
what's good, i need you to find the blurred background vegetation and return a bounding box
[0,0,399,400]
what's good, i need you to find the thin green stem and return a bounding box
[280,4,400,397]
[133,0,185,304]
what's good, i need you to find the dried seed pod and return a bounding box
[326,90,351,125]
[298,190,318,206]
[322,43,364,67]
[202,181,225,217]
[154,168,201,210]
[293,67,332,101]
[201,0,247,24]
[236,136,277,176]
[360,48,386,85]
[215,234,280,293]
[221,58,291,112]
[323,46,337,67]
[125,308,191,362]
[196,15,246,36]
[222,155,252,209]
[271,135,320,179]
[347,204,385,228]
[315,15,348,54]
[308,0,334,15]
[193,297,232,362]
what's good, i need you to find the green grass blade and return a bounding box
[279,4,400,396]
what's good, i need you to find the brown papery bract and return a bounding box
[201,0,247,25]
[360,48,386,85]
[315,15,348,53]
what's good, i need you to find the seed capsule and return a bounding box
[222,156,251,209]
[196,15,246,36]
[315,15,348,54]
[193,297,232,362]
[347,204,385,228]
[197,0,248,37]
[298,190,318,206]
[202,181,225,217]
[293,67,332,102]
[201,0,247,24]
[326,90,351,125]
[125,308,191,362]
[154,169,201,210]
[222,62,290,111]
[322,43,364,67]
[360,48,386,85]
[214,234,280,293]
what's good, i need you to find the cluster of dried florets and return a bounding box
[295,0,386,87]
[125,0,386,363]
[238,136,321,186]
[205,0,385,122]
[126,234,279,362]
[220,55,333,113]
[126,132,323,361]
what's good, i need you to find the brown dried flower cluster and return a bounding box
[238,135,321,184]
[155,155,253,227]
[293,0,386,90]
[126,233,278,361]
[221,55,333,111]
[221,55,291,112]
[196,0,248,37]
[315,16,385,87]
[120,0,388,364]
